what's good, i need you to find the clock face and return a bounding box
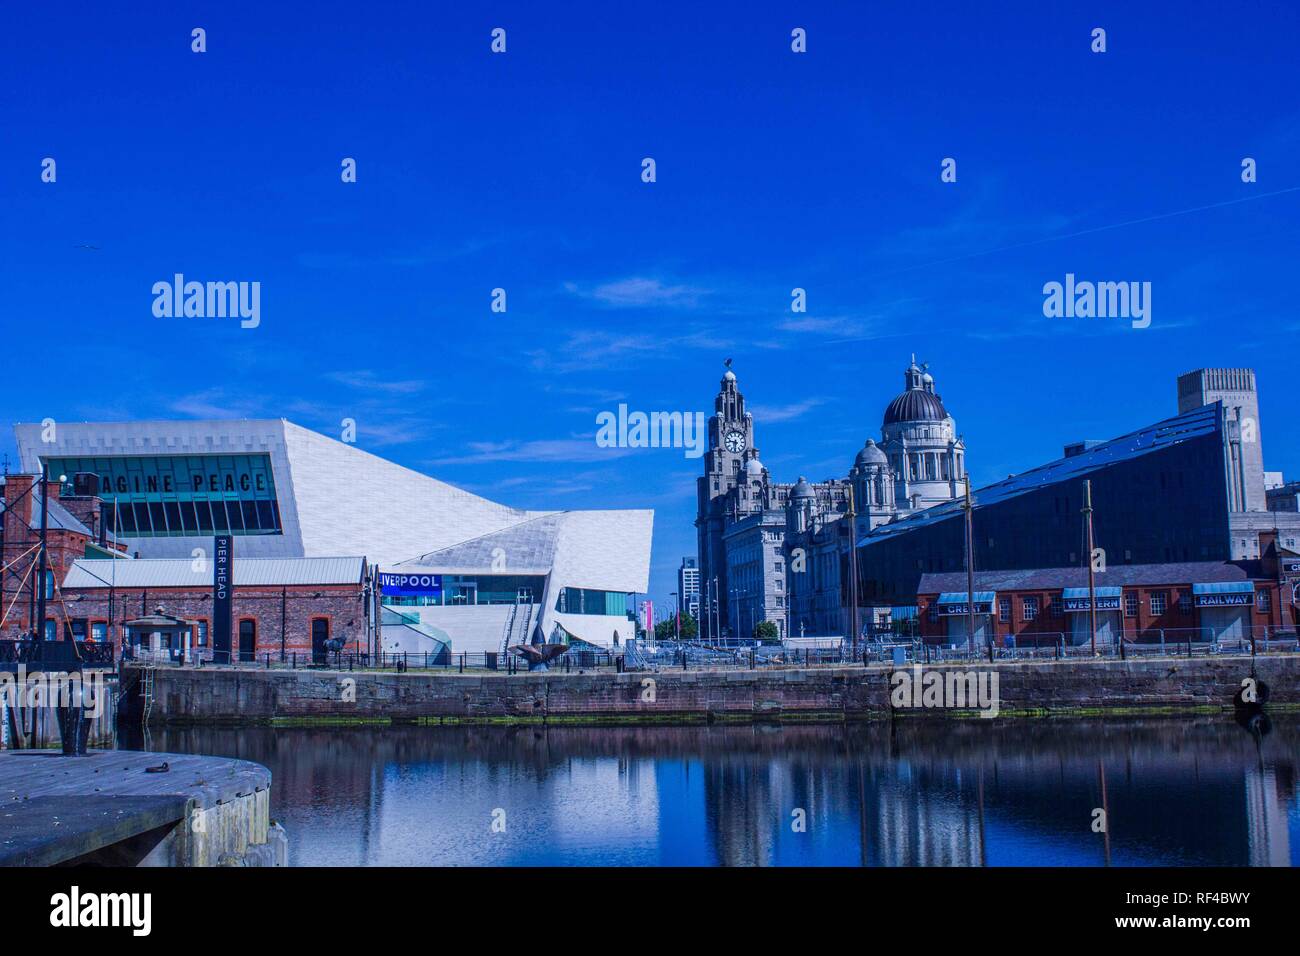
[724,430,746,453]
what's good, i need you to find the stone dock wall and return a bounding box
[123,655,1300,724]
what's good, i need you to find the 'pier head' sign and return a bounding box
[213,535,232,663]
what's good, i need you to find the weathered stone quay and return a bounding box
[124,654,1300,725]
[0,750,286,866]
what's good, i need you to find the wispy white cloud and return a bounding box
[775,314,884,341]
[429,436,634,466]
[170,388,265,420]
[749,398,828,424]
[327,369,428,395]
[564,276,709,308]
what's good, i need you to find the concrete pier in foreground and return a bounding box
[0,750,286,866]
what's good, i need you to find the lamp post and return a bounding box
[1083,479,1098,656]
[963,475,976,657]
[847,486,860,661]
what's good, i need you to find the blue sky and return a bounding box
[3,1,1298,611]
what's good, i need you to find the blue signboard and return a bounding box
[1064,596,1122,612]
[938,602,993,617]
[1195,593,1252,607]
[379,572,443,596]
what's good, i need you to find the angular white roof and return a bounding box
[13,419,653,571]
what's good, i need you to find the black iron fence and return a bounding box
[128,647,624,673]
[0,639,116,670]
[102,627,1300,673]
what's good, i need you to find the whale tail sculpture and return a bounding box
[510,626,570,672]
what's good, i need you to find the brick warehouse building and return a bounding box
[916,553,1294,648]
[61,556,372,664]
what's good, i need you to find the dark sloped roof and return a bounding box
[917,560,1265,595]
[860,402,1222,547]
[0,494,94,536]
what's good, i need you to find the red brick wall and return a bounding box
[35,584,369,660]
[1,477,113,638]
[918,580,1287,645]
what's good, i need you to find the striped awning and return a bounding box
[1062,587,1122,599]
[1192,582,1254,595]
[937,591,996,605]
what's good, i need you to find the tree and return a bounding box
[753,620,780,644]
[654,614,699,641]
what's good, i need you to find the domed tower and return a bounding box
[738,454,769,515]
[788,476,816,534]
[880,356,966,511]
[849,438,896,532]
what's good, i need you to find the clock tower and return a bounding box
[695,363,758,640]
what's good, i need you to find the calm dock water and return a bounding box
[120,717,1300,866]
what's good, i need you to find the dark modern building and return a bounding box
[851,367,1300,626]
[856,401,1235,607]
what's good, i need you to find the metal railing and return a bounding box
[97,625,1300,674]
[0,638,116,669]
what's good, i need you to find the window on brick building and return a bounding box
[1050,596,1064,618]
[1256,590,1271,612]
[1022,597,1038,621]
[91,622,107,642]
[196,620,209,647]
[1124,592,1138,617]
[998,598,1011,623]
[1150,592,1168,616]
[1178,591,1191,614]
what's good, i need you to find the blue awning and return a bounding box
[937,591,996,605]
[889,606,919,620]
[1192,582,1254,595]
[1062,587,1122,599]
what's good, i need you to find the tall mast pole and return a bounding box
[36,463,50,642]
[1084,479,1098,656]
[847,485,860,662]
[964,475,976,657]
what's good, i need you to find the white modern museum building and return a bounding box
[13,419,653,658]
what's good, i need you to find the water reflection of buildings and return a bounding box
[126,719,1298,867]
[1246,765,1293,867]
[875,766,983,866]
